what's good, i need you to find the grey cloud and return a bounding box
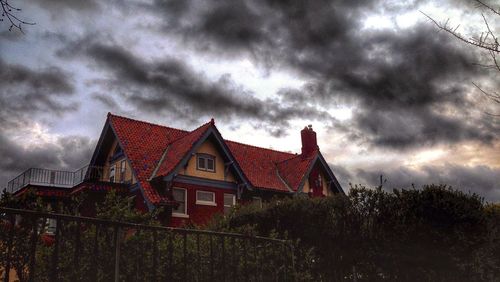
[60,38,333,136]
[353,164,500,202]
[152,0,499,149]
[0,134,95,189]
[0,58,77,130]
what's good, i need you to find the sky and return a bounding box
[1,0,499,201]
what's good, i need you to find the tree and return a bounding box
[423,0,499,116]
[1,0,34,32]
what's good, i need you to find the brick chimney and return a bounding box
[301,125,318,155]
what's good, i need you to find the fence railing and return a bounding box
[0,208,295,282]
[5,165,125,194]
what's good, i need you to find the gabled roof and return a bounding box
[153,121,213,179]
[276,152,317,192]
[105,113,343,206]
[226,141,298,192]
[108,113,188,204]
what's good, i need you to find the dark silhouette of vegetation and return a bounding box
[1,185,499,281]
[211,184,500,281]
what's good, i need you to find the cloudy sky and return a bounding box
[1,0,499,201]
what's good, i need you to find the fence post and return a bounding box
[50,218,62,282]
[28,217,38,282]
[3,215,15,282]
[114,226,121,282]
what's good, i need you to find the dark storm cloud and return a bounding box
[0,58,77,129]
[35,0,99,12]
[0,134,95,190]
[59,38,332,136]
[0,58,89,188]
[152,0,499,149]
[354,164,500,202]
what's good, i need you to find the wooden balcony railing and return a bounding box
[5,165,127,194]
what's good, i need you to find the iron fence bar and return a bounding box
[0,208,287,243]
[231,237,236,281]
[221,236,226,282]
[28,216,38,282]
[73,221,81,282]
[50,218,62,282]
[134,229,142,282]
[3,215,15,282]
[152,230,158,282]
[289,242,297,282]
[243,239,248,282]
[210,234,214,281]
[282,243,287,282]
[113,226,121,282]
[92,225,99,282]
[183,232,187,282]
[196,233,201,281]
[167,232,173,281]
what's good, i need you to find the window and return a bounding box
[197,154,215,172]
[223,193,236,214]
[172,188,187,217]
[196,190,216,206]
[120,160,126,182]
[46,218,57,234]
[252,197,263,208]
[109,165,115,183]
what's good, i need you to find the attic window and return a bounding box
[110,145,124,162]
[197,154,215,172]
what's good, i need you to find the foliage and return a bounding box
[211,184,500,281]
[2,185,499,281]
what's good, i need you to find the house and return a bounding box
[5,113,344,227]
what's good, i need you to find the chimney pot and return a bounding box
[301,125,318,155]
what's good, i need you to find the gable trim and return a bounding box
[316,153,344,194]
[275,167,294,193]
[296,152,344,194]
[160,126,251,188]
[107,118,156,211]
[89,118,111,166]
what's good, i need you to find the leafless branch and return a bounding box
[420,5,500,53]
[0,0,35,33]
[476,0,500,17]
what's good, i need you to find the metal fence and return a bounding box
[5,166,109,194]
[0,208,296,282]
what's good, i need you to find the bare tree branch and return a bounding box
[422,0,499,117]
[0,0,35,33]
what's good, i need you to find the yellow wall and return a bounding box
[179,139,236,182]
[301,166,330,196]
[103,140,136,184]
[303,178,310,193]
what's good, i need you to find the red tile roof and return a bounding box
[276,152,317,191]
[109,114,188,204]
[154,122,212,178]
[107,113,317,204]
[226,141,299,192]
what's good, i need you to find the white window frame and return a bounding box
[119,160,126,182]
[196,154,216,172]
[196,190,217,206]
[172,188,188,218]
[223,193,236,214]
[109,165,116,183]
[252,196,263,208]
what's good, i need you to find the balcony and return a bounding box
[5,165,129,194]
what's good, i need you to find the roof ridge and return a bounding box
[164,120,212,146]
[226,139,298,156]
[108,112,189,134]
[109,113,298,158]
[276,149,317,165]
